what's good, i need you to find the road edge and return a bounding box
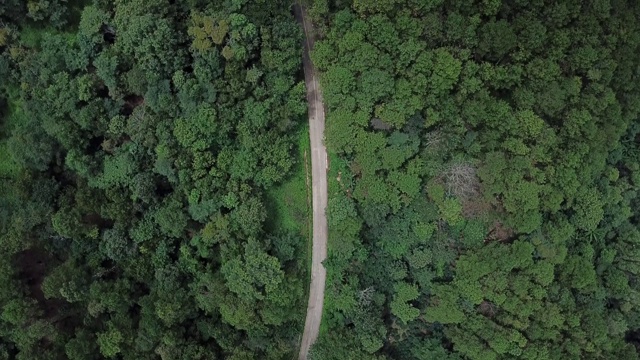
[294,4,329,360]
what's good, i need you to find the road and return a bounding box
[294,4,328,360]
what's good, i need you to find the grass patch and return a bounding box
[264,124,312,240]
[265,123,312,357]
[326,150,349,197]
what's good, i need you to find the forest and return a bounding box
[1,0,640,359]
[0,0,311,359]
[307,0,640,359]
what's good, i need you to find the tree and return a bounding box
[390,282,420,324]
[97,324,123,358]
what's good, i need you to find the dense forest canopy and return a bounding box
[0,0,310,359]
[306,0,640,359]
[1,0,640,359]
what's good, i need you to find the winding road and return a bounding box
[294,4,328,360]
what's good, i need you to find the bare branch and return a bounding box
[442,162,479,200]
[424,130,443,149]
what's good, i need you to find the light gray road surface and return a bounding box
[294,4,328,360]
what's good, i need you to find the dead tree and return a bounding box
[442,162,479,200]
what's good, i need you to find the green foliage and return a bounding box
[173,105,217,151]
[188,13,230,51]
[97,325,123,358]
[0,1,308,359]
[390,282,420,324]
[1,0,640,359]
[264,125,310,239]
[439,197,462,225]
[316,0,640,358]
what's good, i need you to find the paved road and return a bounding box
[294,5,328,360]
